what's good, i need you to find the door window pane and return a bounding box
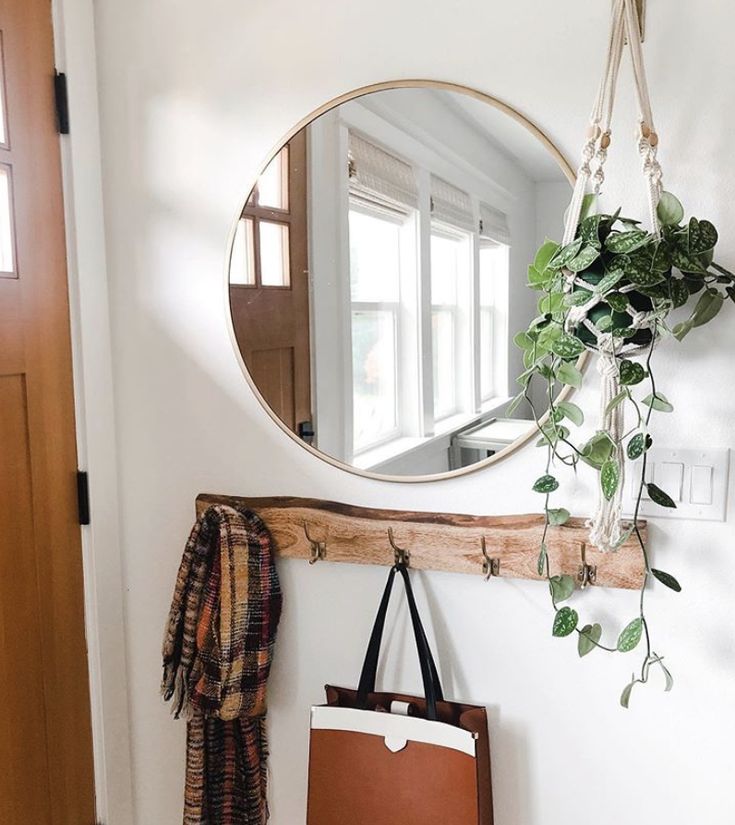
[352,309,397,451]
[257,147,289,210]
[229,218,255,285]
[349,206,400,302]
[0,35,7,146]
[0,166,14,274]
[260,221,290,286]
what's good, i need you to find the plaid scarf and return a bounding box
[162,504,282,824]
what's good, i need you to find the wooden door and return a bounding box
[0,1,96,823]
[229,131,312,438]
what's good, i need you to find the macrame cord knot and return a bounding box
[560,0,663,552]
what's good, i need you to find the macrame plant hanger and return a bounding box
[562,0,663,552]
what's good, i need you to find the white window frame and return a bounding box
[348,196,414,455]
[477,238,510,403]
[429,220,472,422]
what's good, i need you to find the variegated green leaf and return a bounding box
[617,618,643,652]
[601,460,620,501]
[567,244,601,273]
[551,334,586,360]
[533,474,559,494]
[564,288,594,307]
[626,432,651,460]
[605,229,648,253]
[687,217,719,254]
[625,248,667,287]
[551,237,584,269]
[594,269,625,295]
[606,293,629,314]
[619,359,645,386]
[552,606,579,638]
[669,277,689,308]
[580,214,603,248]
[671,244,707,275]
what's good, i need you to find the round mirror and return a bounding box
[228,81,574,480]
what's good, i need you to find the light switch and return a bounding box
[690,465,713,506]
[625,448,730,522]
[654,462,684,502]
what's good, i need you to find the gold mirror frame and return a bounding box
[224,79,584,483]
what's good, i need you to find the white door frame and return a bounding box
[52,1,135,822]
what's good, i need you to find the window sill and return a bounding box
[353,396,514,472]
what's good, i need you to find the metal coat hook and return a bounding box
[388,527,410,567]
[303,520,326,565]
[480,537,500,581]
[577,542,597,589]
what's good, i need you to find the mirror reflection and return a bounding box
[229,84,572,478]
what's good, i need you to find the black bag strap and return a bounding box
[356,563,444,721]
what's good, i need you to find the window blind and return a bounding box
[430,176,474,232]
[348,132,418,211]
[479,203,511,245]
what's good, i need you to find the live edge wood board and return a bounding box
[196,495,646,590]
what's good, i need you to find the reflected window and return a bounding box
[479,240,509,400]
[431,226,467,419]
[349,203,402,452]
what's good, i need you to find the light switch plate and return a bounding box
[624,448,730,521]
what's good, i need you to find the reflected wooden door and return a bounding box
[229,132,312,437]
[0,1,96,823]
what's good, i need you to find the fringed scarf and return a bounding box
[162,504,282,825]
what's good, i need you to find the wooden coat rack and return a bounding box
[196,494,646,590]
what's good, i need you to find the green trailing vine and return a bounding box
[512,191,733,706]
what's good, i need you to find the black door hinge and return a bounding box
[54,71,70,134]
[77,470,90,525]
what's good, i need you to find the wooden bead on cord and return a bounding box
[649,131,659,147]
[600,132,611,149]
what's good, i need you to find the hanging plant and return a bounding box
[515,192,732,705]
[513,0,733,705]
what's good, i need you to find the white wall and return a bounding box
[91,1,735,823]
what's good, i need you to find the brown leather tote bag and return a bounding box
[307,563,493,825]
